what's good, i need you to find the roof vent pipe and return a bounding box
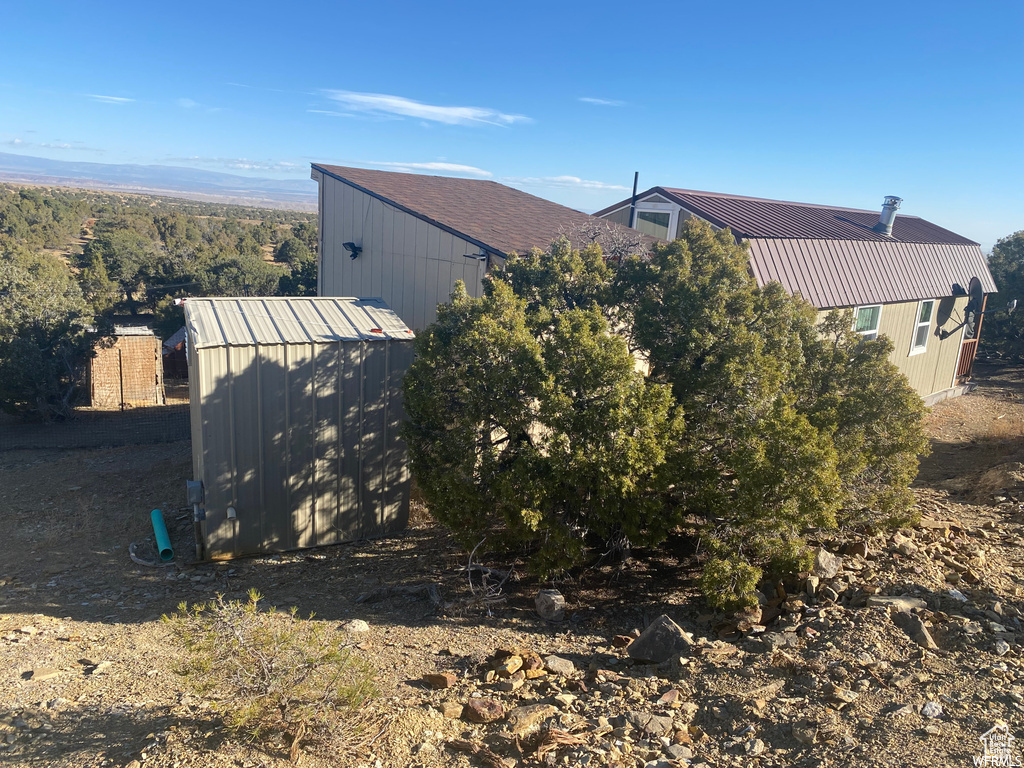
[872,195,902,237]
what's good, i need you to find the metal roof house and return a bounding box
[596,187,997,404]
[311,164,642,330]
[185,297,414,559]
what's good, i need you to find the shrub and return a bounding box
[402,276,682,575]
[406,222,928,609]
[164,590,377,761]
[617,221,926,607]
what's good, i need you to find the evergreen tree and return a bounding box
[0,249,93,419]
[983,230,1024,358]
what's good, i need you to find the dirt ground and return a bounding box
[2,362,1024,768]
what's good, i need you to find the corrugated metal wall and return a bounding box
[190,337,414,558]
[317,171,489,330]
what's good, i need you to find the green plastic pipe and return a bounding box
[151,509,174,562]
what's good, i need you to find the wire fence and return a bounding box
[0,398,191,452]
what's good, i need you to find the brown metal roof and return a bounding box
[594,186,995,308]
[747,239,994,309]
[595,187,979,245]
[313,164,645,257]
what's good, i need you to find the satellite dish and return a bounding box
[965,277,984,314]
[939,276,1015,340]
[964,276,983,339]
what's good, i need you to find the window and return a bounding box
[636,210,671,238]
[910,300,934,354]
[854,305,881,340]
[632,202,678,240]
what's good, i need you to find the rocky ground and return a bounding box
[2,361,1024,768]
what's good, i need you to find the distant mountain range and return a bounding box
[0,152,317,211]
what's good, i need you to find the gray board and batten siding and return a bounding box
[313,166,493,331]
[185,297,415,560]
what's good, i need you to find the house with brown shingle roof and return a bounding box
[311,164,641,330]
[595,186,997,403]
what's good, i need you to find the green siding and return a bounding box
[819,296,969,398]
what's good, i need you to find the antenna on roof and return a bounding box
[628,172,639,228]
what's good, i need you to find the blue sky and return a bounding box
[1,0,1021,250]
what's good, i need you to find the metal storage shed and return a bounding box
[184,297,415,560]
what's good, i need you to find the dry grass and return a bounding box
[408,481,435,528]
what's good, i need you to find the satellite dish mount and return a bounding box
[937,276,1016,340]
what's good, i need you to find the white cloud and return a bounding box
[307,109,354,117]
[177,98,199,108]
[2,138,102,152]
[500,175,629,191]
[579,97,625,107]
[363,161,492,177]
[167,156,302,173]
[322,90,529,127]
[86,94,134,104]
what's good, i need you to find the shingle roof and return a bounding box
[313,164,643,256]
[595,186,996,308]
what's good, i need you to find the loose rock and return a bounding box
[506,703,556,735]
[543,655,577,676]
[422,672,457,689]
[627,615,693,664]
[495,655,523,677]
[535,589,566,621]
[745,738,766,756]
[665,744,693,760]
[464,698,505,723]
[893,612,939,650]
[625,710,675,737]
[440,702,464,719]
[867,595,928,612]
[339,619,370,632]
[87,661,113,676]
[793,721,817,745]
[813,548,843,579]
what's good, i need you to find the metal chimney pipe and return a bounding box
[628,171,639,228]
[872,195,902,237]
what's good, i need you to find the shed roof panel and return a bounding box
[185,297,412,349]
